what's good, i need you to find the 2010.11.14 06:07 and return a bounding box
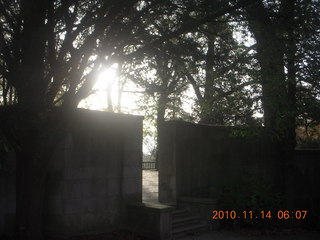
[212,210,308,220]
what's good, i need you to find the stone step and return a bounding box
[143,187,158,190]
[173,215,199,227]
[173,209,189,217]
[172,208,207,238]
[172,221,207,238]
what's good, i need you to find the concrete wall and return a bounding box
[0,109,143,238]
[127,202,173,240]
[286,150,320,228]
[0,152,15,236]
[158,121,281,203]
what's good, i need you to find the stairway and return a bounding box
[172,208,207,238]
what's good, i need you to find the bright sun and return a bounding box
[78,64,140,114]
[94,67,117,91]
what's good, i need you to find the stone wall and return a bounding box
[158,120,280,204]
[0,109,143,238]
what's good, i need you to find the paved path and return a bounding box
[142,170,159,203]
[178,229,320,240]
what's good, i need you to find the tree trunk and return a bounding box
[283,0,297,152]
[245,1,288,130]
[199,27,216,124]
[155,91,169,169]
[245,0,297,149]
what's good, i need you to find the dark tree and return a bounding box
[243,0,320,147]
[179,21,259,125]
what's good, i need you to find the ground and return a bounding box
[142,170,158,203]
[179,229,320,240]
[41,228,320,240]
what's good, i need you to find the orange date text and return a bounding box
[212,210,307,220]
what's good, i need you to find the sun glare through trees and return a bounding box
[79,64,140,113]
